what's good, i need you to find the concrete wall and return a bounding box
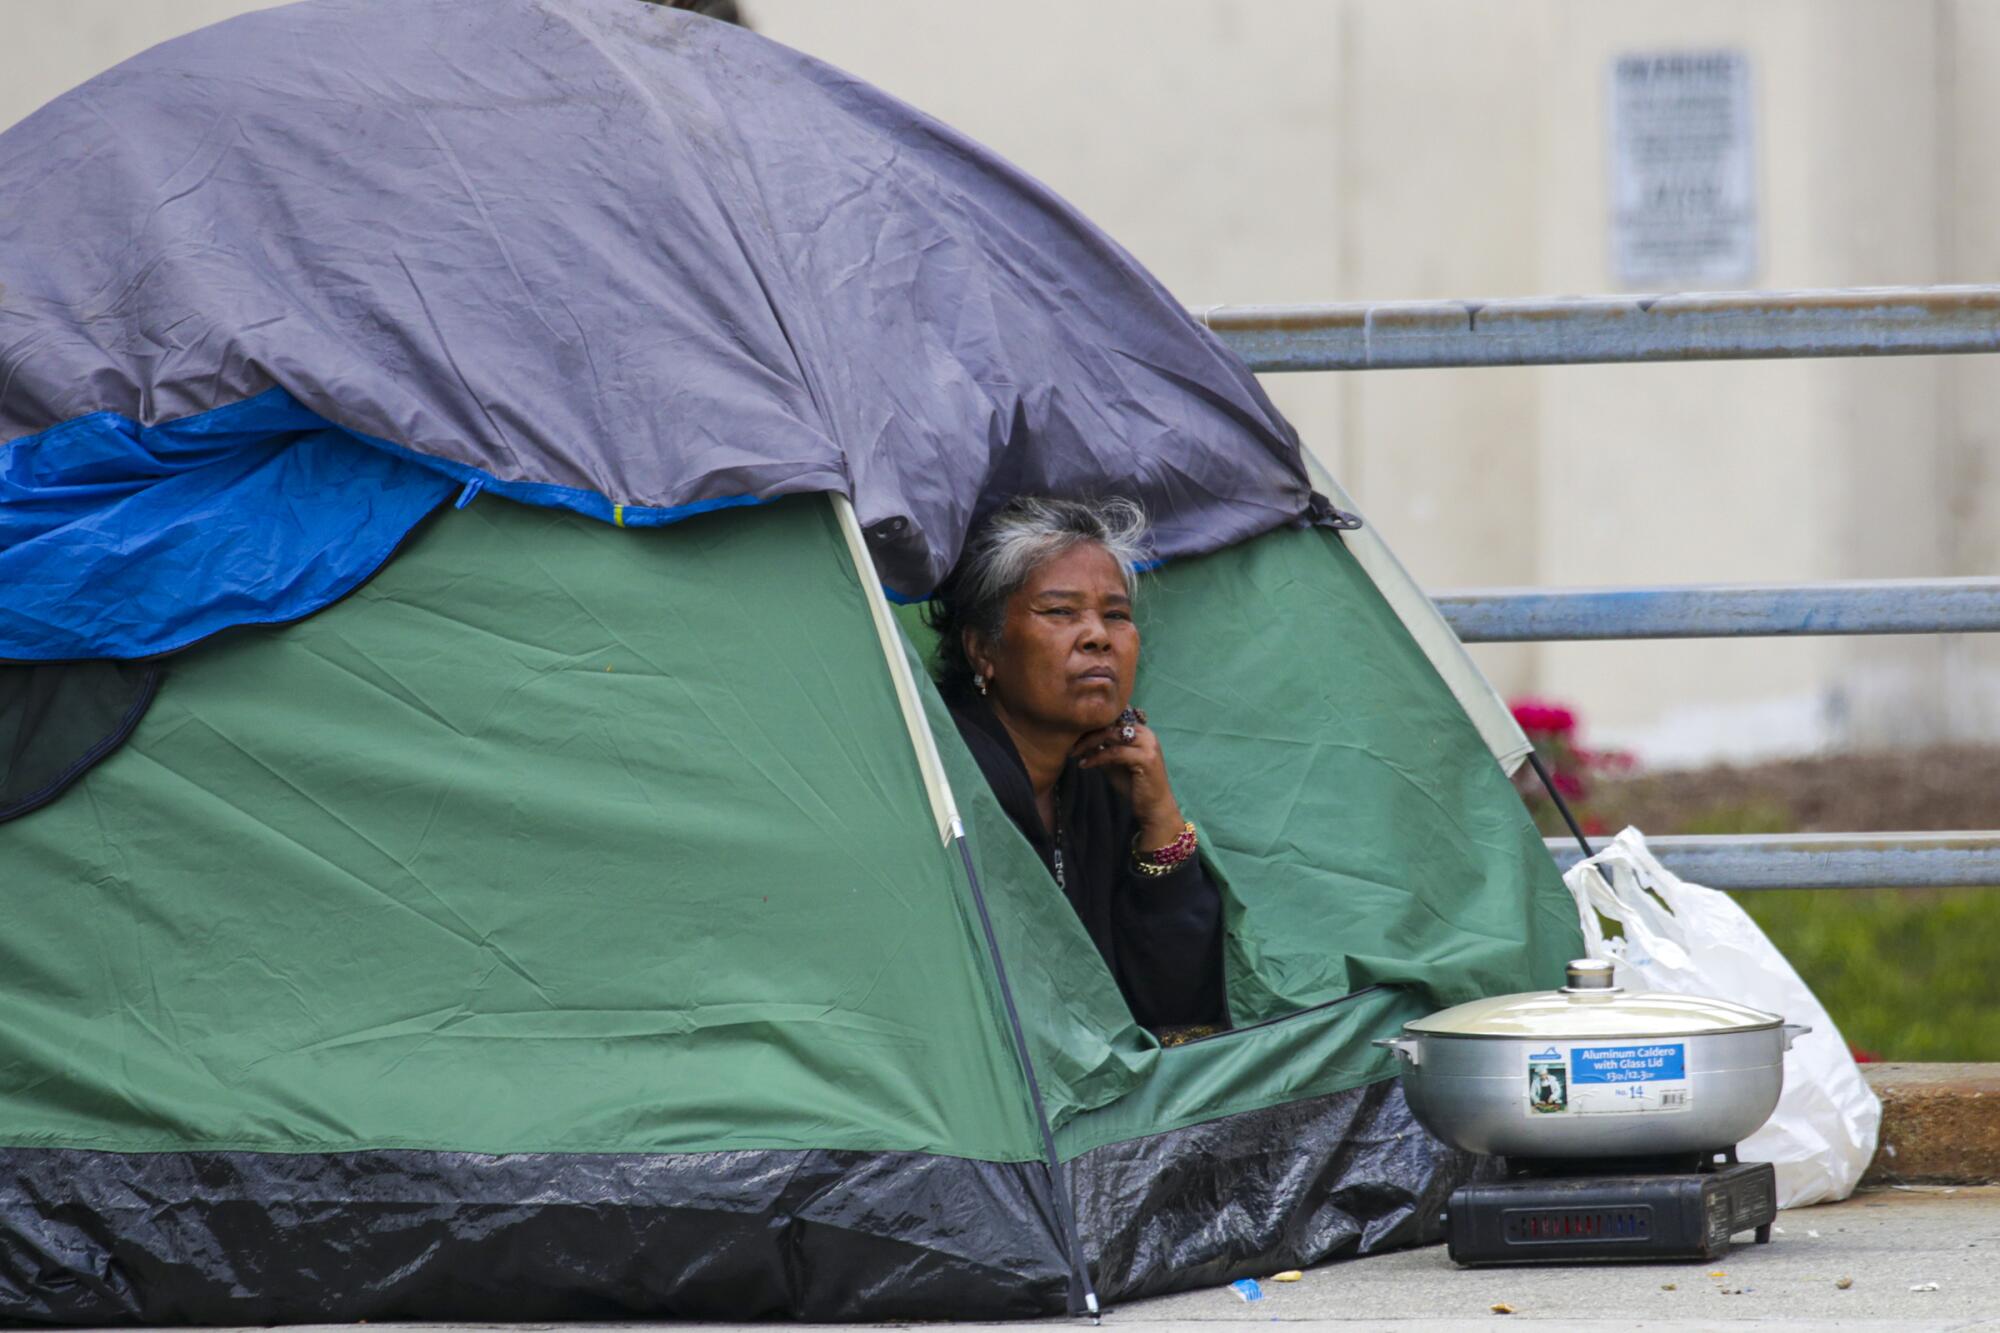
[1943,0,2000,744]
[6,0,1994,767]
[1,2,268,125]
[1526,0,1954,762]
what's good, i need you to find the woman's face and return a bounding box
[970,541,1137,736]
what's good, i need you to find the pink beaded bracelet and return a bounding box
[1133,821,1197,876]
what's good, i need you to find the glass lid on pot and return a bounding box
[1404,959,1785,1040]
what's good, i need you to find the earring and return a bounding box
[975,673,989,696]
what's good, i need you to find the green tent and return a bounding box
[0,491,1578,1320]
[0,0,1581,1317]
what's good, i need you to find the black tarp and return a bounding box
[0,1087,1465,1323]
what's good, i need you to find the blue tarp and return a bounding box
[0,0,1327,660]
[0,390,453,660]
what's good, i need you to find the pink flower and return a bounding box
[1509,698,1577,735]
[1550,769,1587,800]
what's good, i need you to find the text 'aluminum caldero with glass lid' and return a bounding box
[1374,960,1810,1159]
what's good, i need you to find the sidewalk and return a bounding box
[1088,1182,2000,1328]
[205,1184,2000,1333]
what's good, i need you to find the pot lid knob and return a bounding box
[1563,958,1618,992]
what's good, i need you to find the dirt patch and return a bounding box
[1592,745,2000,835]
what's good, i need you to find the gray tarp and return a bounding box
[0,0,1326,594]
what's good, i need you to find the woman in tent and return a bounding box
[927,497,1227,1037]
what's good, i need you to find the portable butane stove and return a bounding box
[1443,1147,1777,1265]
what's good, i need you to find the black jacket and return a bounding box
[949,698,1226,1031]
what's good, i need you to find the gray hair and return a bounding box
[926,496,1150,699]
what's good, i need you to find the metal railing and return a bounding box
[1544,832,2000,891]
[1202,284,2000,892]
[1199,285,2000,372]
[1434,577,2000,642]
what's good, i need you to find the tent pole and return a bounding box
[949,833,1100,1320]
[831,496,1101,1318]
[830,503,961,843]
[1527,750,1594,860]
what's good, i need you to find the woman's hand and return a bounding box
[1073,708,1187,852]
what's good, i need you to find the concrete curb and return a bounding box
[1861,1063,2000,1184]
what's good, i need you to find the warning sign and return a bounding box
[1610,49,1756,287]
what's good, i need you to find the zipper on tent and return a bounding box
[831,495,1100,1319]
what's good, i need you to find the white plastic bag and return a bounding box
[1562,827,1881,1208]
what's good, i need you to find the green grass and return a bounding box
[1653,804,2000,1062]
[1730,888,2000,1062]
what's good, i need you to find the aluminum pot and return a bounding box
[1374,959,1810,1159]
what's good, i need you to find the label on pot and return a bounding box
[1524,1041,1691,1116]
